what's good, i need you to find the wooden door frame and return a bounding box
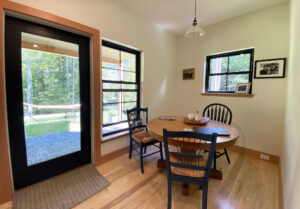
[0,0,101,204]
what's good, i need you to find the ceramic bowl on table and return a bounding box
[187,113,195,120]
[184,116,210,126]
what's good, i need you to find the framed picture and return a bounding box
[235,83,251,94]
[182,68,195,80]
[254,58,286,79]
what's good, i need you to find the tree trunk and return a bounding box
[72,58,75,105]
[27,54,32,117]
[66,57,69,95]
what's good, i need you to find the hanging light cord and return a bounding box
[193,0,198,25]
[194,0,197,19]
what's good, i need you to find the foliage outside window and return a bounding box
[102,40,140,137]
[22,49,80,140]
[205,49,254,93]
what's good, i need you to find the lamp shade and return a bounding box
[185,23,205,39]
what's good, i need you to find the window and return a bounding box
[102,40,140,137]
[205,49,254,93]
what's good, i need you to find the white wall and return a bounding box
[11,0,178,154]
[281,0,300,208]
[10,0,290,157]
[175,3,289,156]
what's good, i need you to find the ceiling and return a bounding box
[115,0,287,35]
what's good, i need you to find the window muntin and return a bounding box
[205,49,254,93]
[102,41,140,137]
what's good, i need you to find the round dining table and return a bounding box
[147,116,240,195]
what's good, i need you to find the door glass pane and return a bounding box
[21,32,81,166]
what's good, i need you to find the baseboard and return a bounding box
[100,146,129,164]
[101,145,280,165]
[229,145,280,164]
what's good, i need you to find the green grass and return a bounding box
[25,120,70,139]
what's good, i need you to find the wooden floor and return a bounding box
[0,149,280,209]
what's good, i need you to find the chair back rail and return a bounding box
[202,103,232,125]
[126,107,148,133]
[163,129,217,180]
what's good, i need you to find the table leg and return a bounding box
[182,183,189,196]
[210,169,222,180]
[157,159,166,168]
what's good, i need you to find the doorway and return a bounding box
[5,16,91,189]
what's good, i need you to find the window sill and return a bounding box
[102,131,130,143]
[101,128,144,143]
[201,93,254,97]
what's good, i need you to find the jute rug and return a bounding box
[12,164,110,209]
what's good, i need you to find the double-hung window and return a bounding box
[205,48,254,93]
[102,40,140,137]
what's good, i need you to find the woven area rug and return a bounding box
[12,164,110,209]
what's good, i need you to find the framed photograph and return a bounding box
[254,58,286,79]
[235,83,251,94]
[182,68,195,80]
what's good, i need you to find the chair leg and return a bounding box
[140,143,144,174]
[129,139,133,159]
[159,142,163,160]
[213,151,217,170]
[167,178,172,209]
[202,184,208,209]
[144,146,147,154]
[224,149,231,164]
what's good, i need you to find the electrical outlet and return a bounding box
[260,154,270,161]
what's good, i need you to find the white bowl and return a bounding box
[187,113,195,120]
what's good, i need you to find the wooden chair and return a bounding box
[163,129,217,209]
[127,107,163,174]
[202,103,232,169]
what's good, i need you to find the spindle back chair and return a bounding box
[127,107,163,174]
[163,129,217,209]
[202,103,232,125]
[202,103,233,168]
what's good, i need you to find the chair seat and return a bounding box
[170,153,205,178]
[132,131,156,144]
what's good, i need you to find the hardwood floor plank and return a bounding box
[0,150,281,209]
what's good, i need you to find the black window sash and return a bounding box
[205,48,254,93]
[102,40,140,137]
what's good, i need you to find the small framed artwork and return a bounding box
[182,68,195,80]
[254,58,286,79]
[235,83,251,94]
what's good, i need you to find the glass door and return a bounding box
[5,16,91,189]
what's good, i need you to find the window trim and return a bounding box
[102,40,141,137]
[205,48,254,94]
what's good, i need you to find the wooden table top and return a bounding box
[147,116,240,149]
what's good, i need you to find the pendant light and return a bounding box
[185,0,205,39]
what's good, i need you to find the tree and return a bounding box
[26,53,32,116]
[22,48,80,115]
